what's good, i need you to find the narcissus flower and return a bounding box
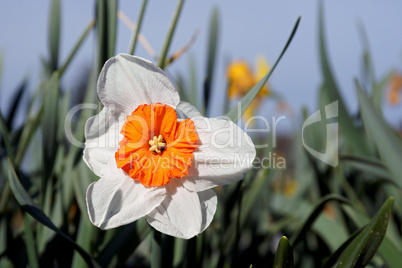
[83,54,256,239]
[227,57,271,122]
[388,73,402,105]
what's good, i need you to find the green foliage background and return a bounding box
[0,0,401,267]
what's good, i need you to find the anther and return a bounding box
[149,135,166,154]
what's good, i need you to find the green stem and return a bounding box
[0,182,10,213]
[129,0,148,55]
[157,0,185,69]
[234,182,245,261]
[24,214,39,268]
[151,230,162,268]
[59,19,95,77]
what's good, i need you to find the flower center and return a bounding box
[115,103,199,187]
[149,135,166,154]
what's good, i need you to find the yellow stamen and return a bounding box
[149,135,166,154]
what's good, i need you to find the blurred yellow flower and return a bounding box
[388,73,402,105]
[283,179,298,197]
[272,174,298,198]
[227,56,271,122]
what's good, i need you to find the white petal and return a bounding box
[145,178,217,239]
[98,54,180,115]
[86,160,166,230]
[83,108,125,176]
[176,101,203,119]
[182,118,256,192]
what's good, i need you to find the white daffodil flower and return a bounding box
[83,53,256,239]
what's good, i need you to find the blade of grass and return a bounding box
[158,0,185,69]
[0,99,19,213]
[0,51,3,94]
[226,17,300,123]
[0,109,14,164]
[13,80,45,166]
[128,0,148,55]
[41,72,60,205]
[107,0,118,57]
[96,0,106,74]
[14,106,43,166]
[189,54,198,108]
[48,0,61,71]
[96,0,117,74]
[340,155,391,180]
[5,78,27,129]
[204,7,219,113]
[59,19,95,77]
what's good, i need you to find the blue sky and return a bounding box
[1,0,402,130]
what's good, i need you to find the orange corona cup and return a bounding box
[115,103,198,187]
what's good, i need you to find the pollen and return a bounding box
[149,135,166,154]
[115,103,199,188]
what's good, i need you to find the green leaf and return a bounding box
[356,81,402,189]
[13,83,44,166]
[129,0,148,55]
[273,236,294,268]
[226,17,300,123]
[158,0,185,69]
[335,197,394,267]
[357,22,375,90]
[340,155,391,180]
[0,110,14,164]
[189,54,198,108]
[0,51,4,94]
[204,7,219,112]
[106,0,118,58]
[290,194,351,246]
[4,159,99,267]
[96,0,118,74]
[318,2,367,156]
[48,0,61,71]
[5,78,28,129]
[14,105,43,166]
[42,72,60,196]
